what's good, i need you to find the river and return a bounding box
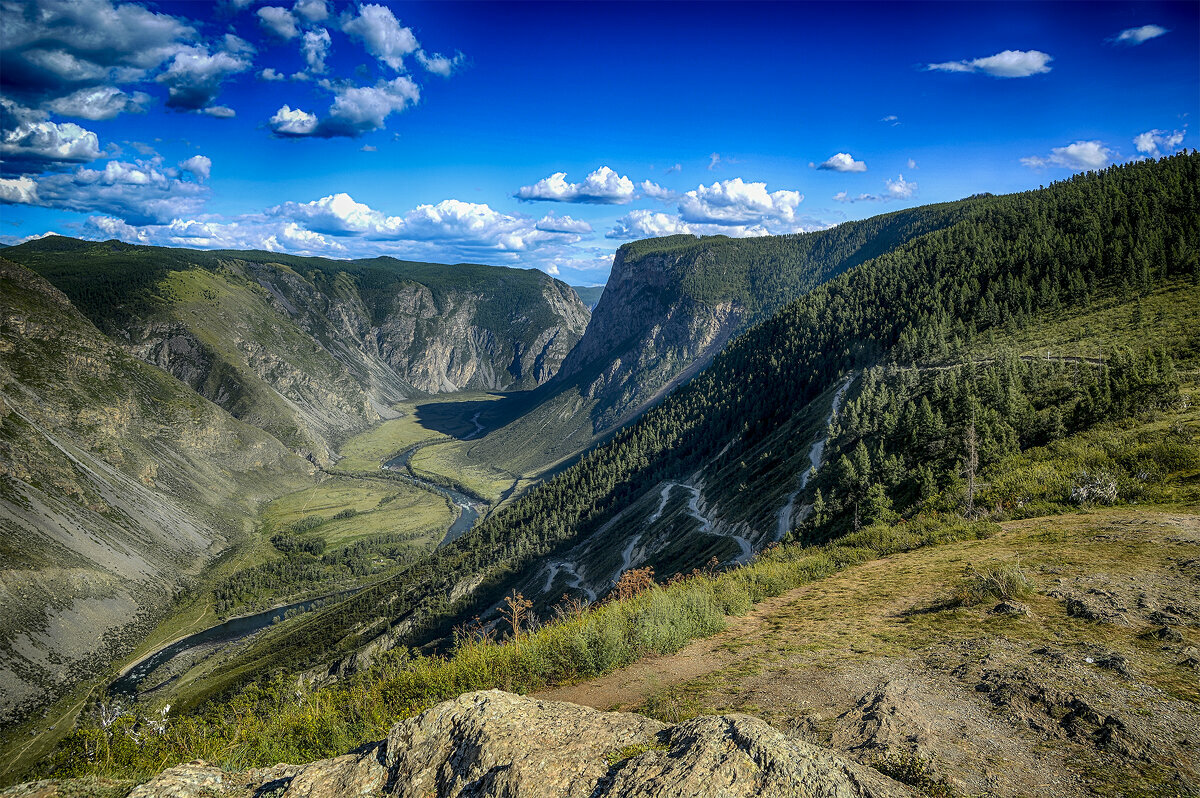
[110,444,485,696]
[109,591,351,696]
[382,444,483,546]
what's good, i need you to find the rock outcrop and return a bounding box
[120,691,912,798]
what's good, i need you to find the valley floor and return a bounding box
[539,506,1200,797]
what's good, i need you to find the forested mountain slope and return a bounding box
[421,200,983,487]
[0,258,315,727]
[1,241,589,464]
[187,153,1199,704]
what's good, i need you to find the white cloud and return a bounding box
[664,163,682,175]
[416,50,464,77]
[342,4,418,71]
[293,0,328,23]
[832,173,917,203]
[1,158,209,225]
[816,153,867,172]
[267,193,585,254]
[301,28,332,73]
[269,104,319,135]
[608,178,825,239]
[885,173,915,199]
[361,144,377,152]
[535,213,593,234]
[0,116,102,170]
[1111,24,1169,46]
[881,114,900,126]
[907,158,918,170]
[927,49,1052,78]
[257,6,299,39]
[606,209,696,239]
[1133,128,1185,157]
[268,77,419,138]
[544,263,560,276]
[515,167,636,204]
[46,86,150,120]
[260,67,286,81]
[0,177,39,204]
[678,178,803,227]
[203,105,236,118]
[639,180,673,200]
[179,154,211,181]
[708,152,721,171]
[157,46,252,113]
[0,0,193,110]
[1020,140,1112,170]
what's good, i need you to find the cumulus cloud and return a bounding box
[0,158,209,225]
[416,50,464,77]
[179,154,211,181]
[927,49,1052,78]
[157,46,252,113]
[46,86,150,120]
[0,0,193,110]
[269,77,419,138]
[639,180,673,200]
[1134,128,1185,158]
[515,167,636,204]
[535,213,593,234]
[301,28,332,73]
[0,176,39,204]
[260,67,286,81]
[257,6,299,39]
[269,104,318,135]
[1020,140,1112,170]
[678,178,803,227]
[0,114,103,171]
[293,0,328,23]
[1110,24,1169,46]
[815,153,867,172]
[342,4,418,71]
[885,173,915,199]
[267,192,587,254]
[606,209,696,239]
[608,178,823,240]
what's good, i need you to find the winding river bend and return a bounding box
[382,444,484,547]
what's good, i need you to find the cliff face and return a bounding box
[556,243,741,431]
[114,691,911,798]
[3,240,590,464]
[0,258,314,727]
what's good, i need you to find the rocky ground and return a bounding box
[541,508,1200,797]
[2,691,915,798]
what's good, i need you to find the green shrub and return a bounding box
[951,562,1033,607]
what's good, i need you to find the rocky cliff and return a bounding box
[2,240,590,464]
[0,258,314,727]
[86,691,912,798]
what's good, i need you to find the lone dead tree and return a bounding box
[502,591,534,648]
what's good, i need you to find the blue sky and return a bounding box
[1,1,1196,284]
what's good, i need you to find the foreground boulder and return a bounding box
[120,691,912,797]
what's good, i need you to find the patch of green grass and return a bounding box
[604,740,668,767]
[950,561,1034,606]
[261,478,450,546]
